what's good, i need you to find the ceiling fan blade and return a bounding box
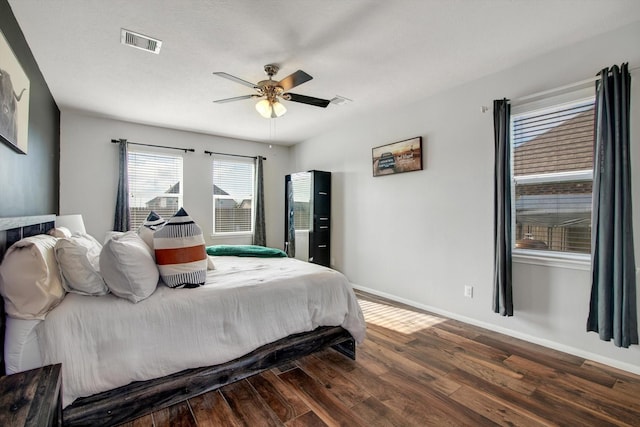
[213,72,258,89]
[286,93,331,108]
[213,94,258,104]
[278,70,313,91]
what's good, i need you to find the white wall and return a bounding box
[292,22,640,373]
[59,111,290,249]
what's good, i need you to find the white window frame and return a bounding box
[127,149,183,231]
[211,156,255,237]
[510,87,595,268]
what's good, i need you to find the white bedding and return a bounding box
[36,256,366,407]
[4,317,43,373]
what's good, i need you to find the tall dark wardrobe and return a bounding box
[285,170,331,267]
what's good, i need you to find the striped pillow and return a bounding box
[154,208,207,288]
[138,211,167,253]
[144,211,166,229]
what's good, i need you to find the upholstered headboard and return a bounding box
[0,215,55,375]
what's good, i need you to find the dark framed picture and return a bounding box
[372,136,422,177]
[0,29,30,154]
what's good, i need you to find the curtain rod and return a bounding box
[513,65,640,106]
[204,150,266,161]
[482,65,639,111]
[111,139,195,153]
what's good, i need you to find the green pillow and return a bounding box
[206,245,287,258]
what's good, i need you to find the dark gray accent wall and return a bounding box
[0,0,59,217]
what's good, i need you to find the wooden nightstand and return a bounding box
[0,364,62,426]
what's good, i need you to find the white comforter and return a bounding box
[37,257,366,407]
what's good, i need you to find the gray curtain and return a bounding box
[587,63,638,348]
[285,179,296,257]
[252,156,266,246]
[113,139,130,232]
[493,99,513,316]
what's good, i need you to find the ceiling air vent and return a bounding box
[330,95,353,106]
[120,29,162,54]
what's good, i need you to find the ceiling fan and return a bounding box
[213,64,331,119]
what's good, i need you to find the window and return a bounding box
[511,91,595,255]
[291,172,311,231]
[212,157,254,234]
[128,151,183,230]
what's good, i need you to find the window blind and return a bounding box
[292,172,311,230]
[128,151,183,230]
[212,158,254,234]
[512,98,595,254]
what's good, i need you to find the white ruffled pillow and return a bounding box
[99,232,159,303]
[0,235,65,320]
[54,234,108,296]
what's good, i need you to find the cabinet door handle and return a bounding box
[318,244,327,248]
[318,191,328,195]
[319,226,329,229]
[320,217,329,221]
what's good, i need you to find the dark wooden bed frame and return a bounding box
[0,216,357,426]
[65,326,355,426]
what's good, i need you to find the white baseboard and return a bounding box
[352,284,640,376]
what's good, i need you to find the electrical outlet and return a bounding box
[464,285,474,298]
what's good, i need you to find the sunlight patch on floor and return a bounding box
[358,299,446,334]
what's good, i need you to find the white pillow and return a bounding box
[48,227,72,238]
[99,232,159,303]
[103,231,124,244]
[0,235,65,320]
[54,234,108,296]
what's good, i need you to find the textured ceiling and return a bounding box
[7,0,640,145]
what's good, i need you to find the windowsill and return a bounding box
[513,249,590,271]
[210,233,252,239]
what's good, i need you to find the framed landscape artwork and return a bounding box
[0,29,30,154]
[372,136,422,177]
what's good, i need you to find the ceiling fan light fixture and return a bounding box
[255,99,271,118]
[255,99,286,119]
[272,100,286,117]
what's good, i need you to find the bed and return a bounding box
[0,215,366,426]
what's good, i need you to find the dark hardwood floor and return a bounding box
[120,290,640,426]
